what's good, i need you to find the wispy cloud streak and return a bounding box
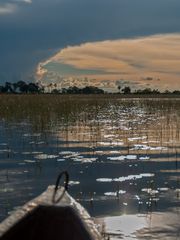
[0,3,16,14]
[0,0,32,15]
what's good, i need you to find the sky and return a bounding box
[0,0,180,91]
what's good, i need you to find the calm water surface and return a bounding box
[0,96,179,239]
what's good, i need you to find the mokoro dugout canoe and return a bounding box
[0,172,103,240]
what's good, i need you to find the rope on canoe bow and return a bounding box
[52,171,69,204]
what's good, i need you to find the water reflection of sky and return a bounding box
[100,209,180,239]
[0,98,179,239]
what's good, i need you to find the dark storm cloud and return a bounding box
[0,0,180,82]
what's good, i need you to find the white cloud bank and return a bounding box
[37,34,180,91]
[0,3,16,14]
[0,0,32,15]
[14,0,32,3]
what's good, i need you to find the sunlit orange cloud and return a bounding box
[37,34,180,90]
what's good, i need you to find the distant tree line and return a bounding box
[53,86,104,94]
[134,88,160,94]
[135,88,180,95]
[0,81,104,94]
[0,81,42,94]
[117,86,180,95]
[0,81,179,95]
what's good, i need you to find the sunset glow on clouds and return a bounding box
[37,34,180,91]
[1,0,180,84]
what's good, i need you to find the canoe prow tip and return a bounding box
[0,186,102,240]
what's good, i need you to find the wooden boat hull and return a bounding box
[0,186,102,240]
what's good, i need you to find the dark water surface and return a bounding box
[0,95,179,239]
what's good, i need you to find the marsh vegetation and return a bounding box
[0,95,179,239]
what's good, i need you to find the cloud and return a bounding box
[0,3,16,14]
[0,0,180,83]
[14,0,32,4]
[37,34,180,91]
[0,0,32,15]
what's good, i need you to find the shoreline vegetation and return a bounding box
[0,80,180,96]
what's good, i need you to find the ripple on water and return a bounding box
[104,190,126,196]
[98,141,124,146]
[131,144,168,151]
[34,154,59,159]
[96,173,155,183]
[107,155,137,161]
[69,181,80,186]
